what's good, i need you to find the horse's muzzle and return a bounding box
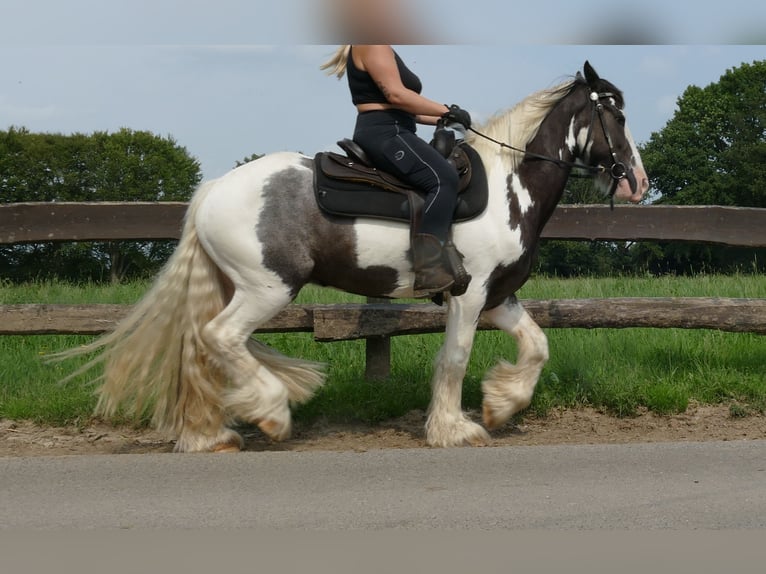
[614,167,649,203]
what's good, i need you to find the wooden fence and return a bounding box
[2,202,765,379]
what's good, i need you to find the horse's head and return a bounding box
[576,61,649,204]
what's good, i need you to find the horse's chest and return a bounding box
[482,241,537,310]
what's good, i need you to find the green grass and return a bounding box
[0,275,764,425]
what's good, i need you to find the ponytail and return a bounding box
[320,45,351,79]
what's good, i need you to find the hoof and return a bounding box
[462,430,491,447]
[426,416,491,448]
[212,438,243,453]
[175,427,244,453]
[482,396,529,430]
[482,403,502,430]
[258,417,292,442]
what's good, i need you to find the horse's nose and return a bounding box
[641,177,649,193]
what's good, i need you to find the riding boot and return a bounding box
[443,241,472,296]
[412,233,455,293]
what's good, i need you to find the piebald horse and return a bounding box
[66,62,648,452]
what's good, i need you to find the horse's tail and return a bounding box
[58,181,228,433]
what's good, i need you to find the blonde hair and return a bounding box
[320,45,351,78]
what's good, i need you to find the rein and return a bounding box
[466,127,604,175]
[466,90,629,208]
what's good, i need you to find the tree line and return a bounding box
[0,128,201,282]
[2,61,765,282]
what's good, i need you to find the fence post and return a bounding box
[364,297,392,380]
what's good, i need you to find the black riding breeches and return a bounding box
[353,110,459,242]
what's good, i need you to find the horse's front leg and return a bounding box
[426,293,490,447]
[481,297,549,429]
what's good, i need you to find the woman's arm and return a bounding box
[415,115,442,126]
[357,45,449,117]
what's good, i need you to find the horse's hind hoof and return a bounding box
[482,403,501,430]
[258,417,292,442]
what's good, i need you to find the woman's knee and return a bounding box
[440,161,459,191]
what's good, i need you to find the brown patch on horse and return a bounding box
[257,160,400,298]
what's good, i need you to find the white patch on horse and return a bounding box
[624,123,646,173]
[455,154,525,274]
[565,116,577,154]
[353,219,414,297]
[508,172,533,214]
[576,126,592,161]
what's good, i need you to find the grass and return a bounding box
[0,275,764,426]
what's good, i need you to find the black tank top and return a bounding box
[347,46,422,106]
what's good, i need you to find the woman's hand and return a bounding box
[441,105,472,130]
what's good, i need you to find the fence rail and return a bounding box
[2,202,766,246]
[2,298,765,337]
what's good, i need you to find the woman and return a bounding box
[322,44,472,293]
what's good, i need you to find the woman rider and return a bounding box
[322,44,472,293]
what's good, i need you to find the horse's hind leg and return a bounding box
[426,292,491,447]
[201,287,296,443]
[481,297,549,429]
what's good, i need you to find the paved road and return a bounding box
[2,440,765,529]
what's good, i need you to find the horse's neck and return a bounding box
[518,100,579,218]
[474,98,580,240]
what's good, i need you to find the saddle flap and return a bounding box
[319,152,413,195]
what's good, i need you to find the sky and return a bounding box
[2,1,765,181]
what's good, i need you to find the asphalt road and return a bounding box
[1,440,765,529]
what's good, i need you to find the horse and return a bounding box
[64,61,648,452]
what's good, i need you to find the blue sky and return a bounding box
[2,1,765,180]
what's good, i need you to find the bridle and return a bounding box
[466,88,633,207]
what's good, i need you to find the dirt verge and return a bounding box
[2,403,764,456]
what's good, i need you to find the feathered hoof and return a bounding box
[426,416,491,448]
[482,398,529,430]
[258,416,292,442]
[175,427,244,453]
[212,437,244,453]
[482,402,505,430]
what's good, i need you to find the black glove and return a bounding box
[441,104,471,130]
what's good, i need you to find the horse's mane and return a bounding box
[465,74,622,170]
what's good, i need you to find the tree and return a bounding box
[642,60,766,208]
[634,60,766,273]
[0,128,202,283]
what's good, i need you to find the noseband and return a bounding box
[468,89,632,207]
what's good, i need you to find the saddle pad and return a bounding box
[314,143,488,224]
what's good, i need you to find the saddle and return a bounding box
[313,134,488,225]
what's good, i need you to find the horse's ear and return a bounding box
[583,61,600,86]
